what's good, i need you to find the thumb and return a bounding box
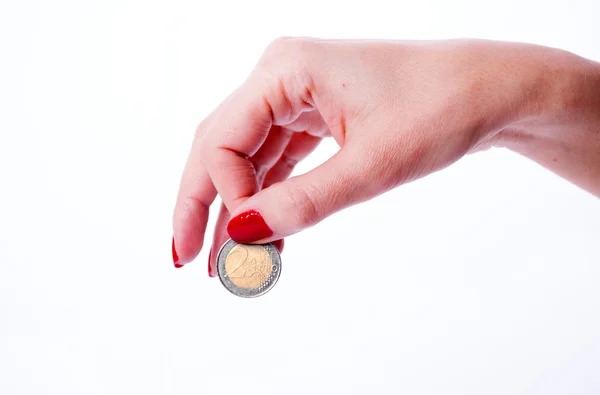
[226,143,380,243]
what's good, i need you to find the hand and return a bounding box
[172,38,600,273]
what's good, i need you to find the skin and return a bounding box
[172,38,600,272]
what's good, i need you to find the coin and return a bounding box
[216,239,281,298]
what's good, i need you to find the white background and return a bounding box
[1,0,599,394]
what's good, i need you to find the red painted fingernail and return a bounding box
[172,237,183,268]
[227,210,273,243]
[208,249,215,277]
[273,239,284,253]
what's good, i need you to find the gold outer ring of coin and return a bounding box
[216,239,282,298]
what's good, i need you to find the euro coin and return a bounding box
[216,239,281,298]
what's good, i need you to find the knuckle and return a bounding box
[183,195,211,215]
[280,152,299,170]
[216,155,257,180]
[265,36,295,55]
[254,37,317,125]
[195,120,208,141]
[260,37,314,72]
[194,122,204,137]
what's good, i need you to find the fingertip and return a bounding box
[208,248,217,277]
[172,235,194,268]
[227,209,274,243]
[172,237,183,268]
[172,197,210,267]
[172,231,204,267]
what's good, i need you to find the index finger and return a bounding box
[172,42,315,266]
[172,83,274,266]
[201,68,314,211]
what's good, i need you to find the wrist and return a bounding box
[540,52,600,125]
[499,47,600,144]
[493,47,600,196]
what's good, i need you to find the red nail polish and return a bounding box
[273,239,284,253]
[172,237,183,268]
[227,210,273,243]
[208,249,215,277]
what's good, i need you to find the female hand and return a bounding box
[172,38,600,273]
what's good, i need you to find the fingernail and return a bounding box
[172,237,183,268]
[273,239,284,253]
[227,210,273,243]
[208,249,215,277]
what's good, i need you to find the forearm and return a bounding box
[497,50,600,196]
